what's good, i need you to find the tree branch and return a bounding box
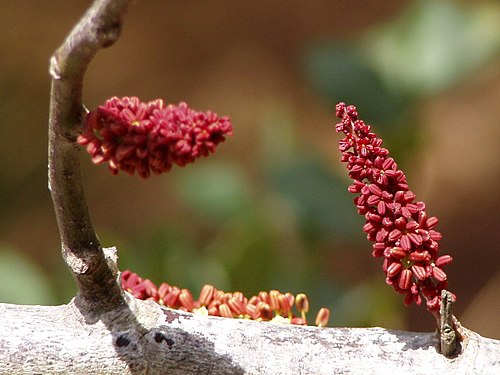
[48,0,132,309]
[1,299,499,374]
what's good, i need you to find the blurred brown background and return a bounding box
[0,0,498,338]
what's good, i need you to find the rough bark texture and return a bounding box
[0,297,499,374]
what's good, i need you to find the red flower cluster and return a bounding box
[334,102,454,312]
[121,270,330,327]
[77,97,233,178]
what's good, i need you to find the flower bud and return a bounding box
[315,308,330,327]
[269,290,281,311]
[435,255,453,267]
[398,269,412,290]
[386,262,402,278]
[179,289,195,311]
[227,296,246,316]
[219,303,233,318]
[411,265,428,281]
[163,286,180,308]
[198,284,215,306]
[432,267,448,282]
[295,293,310,315]
[279,293,294,315]
[258,302,273,321]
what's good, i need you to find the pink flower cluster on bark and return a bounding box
[121,270,329,327]
[77,96,233,178]
[334,102,454,312]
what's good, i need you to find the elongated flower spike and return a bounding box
[121,270,330,327]
[77,96,233,178]
[334,102,454,315]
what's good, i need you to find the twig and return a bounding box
[439,289,465,357]
[48,0,132,310]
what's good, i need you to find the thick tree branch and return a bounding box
[1,299,499,374]
[48,0,132,309]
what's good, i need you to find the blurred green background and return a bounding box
[0,0,499,337]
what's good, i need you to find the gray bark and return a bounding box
[1,296,499,374]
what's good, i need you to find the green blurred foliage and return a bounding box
[304,0,500,107]
[269,156,359,241]
[364,0,500,96]
[303,43,408,125]
[0,245,56,305]
[175,162,254,223]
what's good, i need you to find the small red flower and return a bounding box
[334,102,454,313]
[77,96,233,178]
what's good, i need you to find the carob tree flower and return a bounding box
[77,96,233,178]
[121,270,330,327]
[334,102,454,314]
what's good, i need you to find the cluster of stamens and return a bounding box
[334,102,454,313]
[121,270,330,327]
[77,96,233,178]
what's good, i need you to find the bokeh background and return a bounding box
[0,0,499,338]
